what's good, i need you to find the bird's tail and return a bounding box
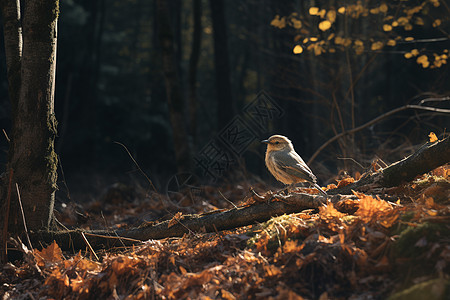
[313,183,328,197]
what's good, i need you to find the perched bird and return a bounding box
[262,135,327,197]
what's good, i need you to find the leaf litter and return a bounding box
[1,165,449,299]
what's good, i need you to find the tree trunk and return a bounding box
[209,0,234,130]
[188,0,202,145]
[1,0,59,237]
[156,0,192,173]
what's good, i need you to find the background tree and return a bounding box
[1,0,59,260]
[210,0,234,130]
[156,0,192,173]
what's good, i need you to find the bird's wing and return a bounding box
[272,150,317,183]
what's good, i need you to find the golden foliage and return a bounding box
[319,20,332,31]
[293,45,303,54]
[428,132,438,143]
[270,1,448,68]
[270,15,286,29]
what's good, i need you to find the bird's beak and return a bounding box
[261,139,270,144]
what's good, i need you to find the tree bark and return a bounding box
[188,0,202,144]
[209,0,234,130]
[156,0,192,173]
[1,0,59,234]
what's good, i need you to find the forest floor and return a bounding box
[1,165,449,299]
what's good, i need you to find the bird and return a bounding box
[262,135,327,197]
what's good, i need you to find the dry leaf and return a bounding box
[34,241,63,267]
[168,212,183,228]
[337,177,355,188]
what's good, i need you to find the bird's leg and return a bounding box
[283,184,294,195]
[312,183,328,197]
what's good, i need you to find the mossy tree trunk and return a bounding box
[1,0,59,260]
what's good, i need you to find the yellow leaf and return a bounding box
[310,37,318,42]
[318,9,326,18]
[397,17,409,26]
[429,132,438,142]
[343,38,352,47]
[405,6,423,16]
[370,8,379,14]
[354,39,363,46]
[270,15,286,29]
[417,55,427,63]
[379,3,388,13]
[334,36,343,45]
[404,24,413,31]
[392,21,399,27]
[309,7,319,15]
[404,52,413,59]
[371,41,384,51]
[411,49,419,56]
[327,33,335,40]
[294,35,302,42]
[338,7,346,14]
[433,19,441,27]
[405,37,414,41]
[383,24,392,31]
[329,48,336,53]
[291,17,302,29]
[302,38,309,43]
[387,39,396,46]
[293,45,303,54]
[319,20,332,31]
[326,10,336,23]
[417,55,429,68]
[314,43,325,56]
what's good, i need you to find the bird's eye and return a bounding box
[275,141,279,145]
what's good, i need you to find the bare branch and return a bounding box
[308,104,450,164]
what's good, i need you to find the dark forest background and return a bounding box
[0,0,448,198]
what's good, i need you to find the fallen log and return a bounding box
[30,192,339,250]
[329,137,450,194]
[27,137,449,251]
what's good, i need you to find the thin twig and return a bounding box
[2,129,10,143]
[345,49,355,130]
[57,155,71,200]
[114,141,197,237]
[81,232,99,261]
[419,96,450,105]
[16,183,33,250]
[218,189,238,209]
[337,157,365,170]
[82,231,142,243]
[308,104,450,164]
[114,141,157,193]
